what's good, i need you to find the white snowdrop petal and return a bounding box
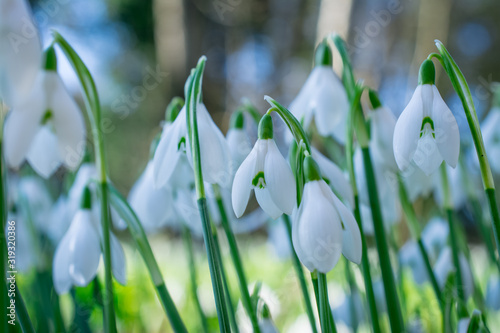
[431,86,460,168]
[110,232,127,285]
[370,106,398,170]
[49,72,86,170]
[330,192,362,264]
[26,125,62,178]
[67,210,101,287]
[53,233,72,294]
[264,140,296,215]
[3,74,45,168]
[412,131,444,175]
[0,0,41,107]
[255,187,283,220]
[312,147,353,207]
[231,144,258,217]
[153,107,186,188]
[292,181,343,273]
[394,86,424,171]
[197,104,232,187]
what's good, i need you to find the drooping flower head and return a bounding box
[289,40,349,143]
[393,59,460,175]
[232,114,296,219]
[292,156,361,273]
[53,186,126,294]
[4,46,86,178]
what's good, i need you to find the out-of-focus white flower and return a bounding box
[0,0,41,106]
[401,162,436,201]
[232,114,296,219]
[332,289,365,329]
[227,111,253,173]
[259,319,278,333]
[434,247,473,299]
[486,276,500,310]
[47,195,72,244]
[293,156,361,273]
[267,219,292,260]
[128,160,177,233]
[5,212,36,273]
[4,48,85,178]
[421,217,449,261]
[18,176,52,231]
[481,106,500,174]
[368,95,398,171]
[53,187,126,294]
[289,41,349,143]
[154,103,232,189]
[399,240,428,285]
[433,164,467,209]
[393,60,459,175]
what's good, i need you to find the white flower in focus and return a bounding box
[53,187,126,294]
[128,160,177,233]
[289,41,349,143]
[292,156,361,273]
[393,60,459,175]
[154,103,231,188]
[4,48,85,178]
[481,106,500,174]
[434,247,473,299]
[0,0,41,106]
[232,114,296,219]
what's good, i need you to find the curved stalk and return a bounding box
[52,31,116,332]
[434,41,500,262]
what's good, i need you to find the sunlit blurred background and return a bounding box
[18,0,500,331]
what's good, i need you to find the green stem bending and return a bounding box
[182,227,209,333]
[434,40,500,261]
[213,185,260,332]
[283,215,318,333]
[361,147,405,333]
[107,184,187,332]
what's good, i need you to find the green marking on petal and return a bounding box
[41,110,53,125]
[178,137,186,151]
[252,171,266,188]
[420,116,435,138]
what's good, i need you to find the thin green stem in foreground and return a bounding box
[15,285,35,333]
[434,40,500,262]
[182,226,209,333]
[213,185,260,333]
[107,184,187,332]
[282,215,318,333]
[317,273,337,333]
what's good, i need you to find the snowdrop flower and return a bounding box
[434,247,473,299]
[0,0,41,107]
[485,276,500,310]
[4,47,85,178]
[393,60,460,175]
[289,41,349,143]
[259,305,278,333]
[292,156,361,273]
[421,217,449,261]
[53,186,126,294]
[227,111,252,172]
[154,91,231,189]
[399,240,428,285]
[128,160,177,233]
[332,289,365,329]
[18,176,53,232]
[401,161,436,201]
[47,195,72,244]
[368,90,398,171]
[481,106,500,174]
[232,114,296,219]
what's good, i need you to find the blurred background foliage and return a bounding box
[20,0,500,331]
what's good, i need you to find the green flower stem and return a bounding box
[282,215,318,333]
[344,260,359,333]
[182,226,209,333]
[317,272,337,333]
[212,185,260,333]
[398,175,444,311]
[106,184,187,332]
[439,164,466,306]
[434,40,500,261]
[52,31,116,332]
[361,147,405,333]
[15,285,35,333]
[211,225,240,333]
[0,112,8,333]
[332,33,395,333]
[186,57,231,332]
